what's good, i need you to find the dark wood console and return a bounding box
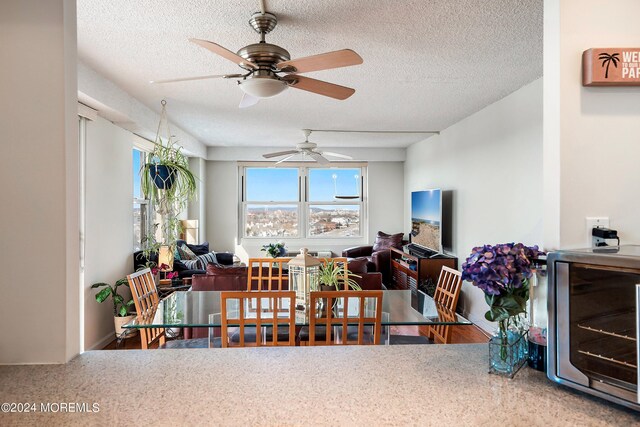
[389,247,458,293]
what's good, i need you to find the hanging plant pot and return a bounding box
[149,164,177,189]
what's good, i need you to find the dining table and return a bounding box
[122,289,472,338]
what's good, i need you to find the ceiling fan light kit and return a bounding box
[238,72,288,98]
[153,7,363,107]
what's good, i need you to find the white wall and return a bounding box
[0,0,79,363]
[83,117,134,351]
[546,0,640,248]
[206,161,238,252]
[205,161,405,259]
[78,61,206,159]
[404,78,543,331]
[188,157,207,241]
[367,162,406,242]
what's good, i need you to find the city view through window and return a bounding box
[133,149,146,251]
[244,167,363,238]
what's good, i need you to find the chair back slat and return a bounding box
[220,290,296,347]
[309,290,383,346]
[429,266,463,344]
[126,268,165,349]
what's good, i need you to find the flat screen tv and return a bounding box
[411,189,442,253]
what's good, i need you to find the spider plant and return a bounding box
[316,260,362,291]
[140,137,197,216]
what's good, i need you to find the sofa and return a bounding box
[133,240,234,279]
[184,260,385,339]
[342,231,406,285]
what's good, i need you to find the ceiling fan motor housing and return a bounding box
[237,43,290,68]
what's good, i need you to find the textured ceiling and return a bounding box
[77,0,542,148]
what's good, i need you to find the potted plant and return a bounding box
[91,279,137,339]
[140,138,196,215]
[314,260,361,317]
[461,242,543,377]
[317,259,362,291]
[261,241,287,258]
[140,101,197,261]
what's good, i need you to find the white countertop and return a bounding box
[0,344,637,426]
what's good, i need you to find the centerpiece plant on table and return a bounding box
[317,259,361,291]
[461,242,543,377]
[315,259,362,316]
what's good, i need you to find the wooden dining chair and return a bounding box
[246,258,292,290]
[427,266,463,344]
[126,268,165,349]
[220,290,296,347]
[308,290,383,345]
[127,268,211,349]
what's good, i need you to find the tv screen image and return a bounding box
[411,189,442,253]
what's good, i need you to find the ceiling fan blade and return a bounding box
[263,150,299,159]
[308,152,330,165]
[275,154,298,165]
[283,75,355,100]
[150,74,243,84]
[276,49,363,73]
[189,38,258,69]
[239,93,260,109]
[321,151,353,160]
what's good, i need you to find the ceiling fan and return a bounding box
[263,130,353,164]
[151,7,363,108]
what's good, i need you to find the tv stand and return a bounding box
[389,247,458,294]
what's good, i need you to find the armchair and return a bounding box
[342,231,406,284]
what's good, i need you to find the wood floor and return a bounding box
[102,324,489,350]
[389,324,490,344]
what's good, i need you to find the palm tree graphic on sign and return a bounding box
[598,52,620,78]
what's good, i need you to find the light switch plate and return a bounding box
[586,217,610,247]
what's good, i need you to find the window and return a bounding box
[133,148,150,251]
[241,165,366,239]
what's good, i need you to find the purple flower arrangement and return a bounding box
[462,243,543,335]
[461,243,541,296]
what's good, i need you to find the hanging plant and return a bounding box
[140,100,197,257]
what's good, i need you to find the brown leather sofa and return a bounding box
[342,231,406,285]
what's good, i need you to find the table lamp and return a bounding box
[158,245,174,272]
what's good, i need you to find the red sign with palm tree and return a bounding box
[583,48,640,86]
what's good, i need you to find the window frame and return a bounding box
[133,148,152,251]
[239,162,367,240]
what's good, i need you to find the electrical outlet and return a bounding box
[586,217,609,247]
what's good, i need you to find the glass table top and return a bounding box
[123,290,472,329]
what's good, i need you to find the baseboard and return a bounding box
[87,332,115,351]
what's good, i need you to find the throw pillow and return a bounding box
[177,244,197,260]
[196,252,218,270]
[372,231,403,252]
[347,257,369,274]
[177,240,210,256]
[181,259,201,270]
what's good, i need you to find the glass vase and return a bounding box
[488,329,528,378]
